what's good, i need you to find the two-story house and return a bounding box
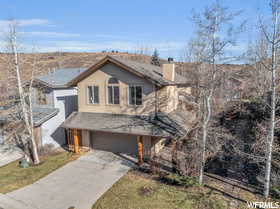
[62,55,195,164]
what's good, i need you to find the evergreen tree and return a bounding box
[151,49,161,66]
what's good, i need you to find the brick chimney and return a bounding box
[162,63,175,81]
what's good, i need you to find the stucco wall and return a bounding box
[78,63,157,115]
[152,137,168,154]
[77,62,191,115]
[41,88,78,147]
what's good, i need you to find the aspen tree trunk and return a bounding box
[198,16,217,184]
[263,0,279,197]
[9,23,40,164]
[264,13,277,199]
[199,93,212,184]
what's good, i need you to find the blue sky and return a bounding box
[0,0,269,61]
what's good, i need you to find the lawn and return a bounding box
[0,151,81,193]
[92,170,228,209]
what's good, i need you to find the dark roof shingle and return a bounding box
[61,111,188,138]
[33,107,59,127]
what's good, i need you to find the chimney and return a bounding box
[162,63,175,81]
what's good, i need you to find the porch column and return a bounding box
[137,136,143,165]
[73,128,80,154]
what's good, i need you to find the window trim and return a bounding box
[87,85,99,105]
[106,78,120,105]
[128,84,143,106]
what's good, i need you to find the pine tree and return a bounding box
[151,49,161,66]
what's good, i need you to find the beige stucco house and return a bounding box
[62,55,195,164]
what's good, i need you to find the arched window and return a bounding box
[108,77,119,84]
[107,77,120,104]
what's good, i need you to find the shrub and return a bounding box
[271,187,280,200]
[159,173,198,187]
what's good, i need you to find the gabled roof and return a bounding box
[34,68,87,88]
[68,56,179,87]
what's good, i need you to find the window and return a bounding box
[36,89,47,105]
[87,86,99,104]
[129,86,142,105]
[107,77,120,104]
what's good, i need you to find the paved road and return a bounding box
[4,150,134,209]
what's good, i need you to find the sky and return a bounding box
[0,0,270,61]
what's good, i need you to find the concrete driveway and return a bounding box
[4,150,134,209]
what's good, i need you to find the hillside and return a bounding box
[0,51,251,98]
[0,52,156,96]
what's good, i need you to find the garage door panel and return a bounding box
[90,132,138,155]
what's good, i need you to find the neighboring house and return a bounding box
[224,77,244,101]
[220,75,244,102]
[31,68,87,148]
[62,56,196,163]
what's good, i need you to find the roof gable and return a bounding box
[68,56,174,87]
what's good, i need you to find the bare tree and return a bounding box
[189,1,244,184]
[5,20,40,164]
[246,31,270,99]
[257,0,280,198]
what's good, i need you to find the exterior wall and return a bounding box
[33,126,42,149]
[152,137,168,154]
[41,88,78,147]
[142,136,152,159]
[32,87,54,107]
[77,62,192,115]
[78,62,156,115]
[158,85,191,113]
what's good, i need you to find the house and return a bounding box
[62,55,196,164]
[31,68,87,148]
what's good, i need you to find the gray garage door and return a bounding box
[90,131,138,155]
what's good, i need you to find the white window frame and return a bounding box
[128,85,143,106]
[87,85,99,104]
[107,79,120,105]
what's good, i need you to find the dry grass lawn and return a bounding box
[0,151,81,193]
[92,170,228,209]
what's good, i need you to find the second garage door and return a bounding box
[90,131,138,155]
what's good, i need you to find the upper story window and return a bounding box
[36,89,47,105]
[107,77,120,104]
[129,85,143,106]
[87,86,99,104]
